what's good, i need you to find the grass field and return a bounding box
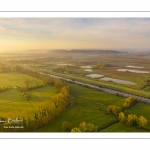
[40,70,150,98]
[1,71,150,132]
[95,68,149,89]
[0,72,44,88]
[40,63,150,90]
[124,103,150,129]
[36,83,128,132]
[35,105,118,132]
[35,83,150,132]
[69,67,149,90]
[101,122,146,132]
[144,86,150,92]
[0,85,57,117]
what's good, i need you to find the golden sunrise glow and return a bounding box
[0,18,150,52]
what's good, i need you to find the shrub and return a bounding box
[71,122,98,132]
[123,97,137,109]
[107,105,121,116]
[71,128,81,132]
[118,112,127,123]
[126,114,138,126]
[62,121,72,132]
[137,116,147,129]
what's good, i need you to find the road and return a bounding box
[40,72,150,104]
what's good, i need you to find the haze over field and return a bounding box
[0,18,150,52]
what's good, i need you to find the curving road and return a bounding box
[40,72,150,104]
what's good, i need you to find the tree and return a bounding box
[78,122,98,132]
[138,116,147,129]
[118,112,127,123]
[123,97,137,108]
[86,123,98,132]
[64,65,69,74]
[79,122,87,132]
[1,66,11,72]
[132,114,138,125]
[52,93,67,108]
[24,79,30,90]
[54,79,63,91]
[71,128,81,132]
[74,60,79,68]
[126,114,134,126]
[60,86,71,105]
[126,114,138,126]
[62,121,72,132]
[24,92,31,100]
[107,105,121,116]
[61,86,69,96]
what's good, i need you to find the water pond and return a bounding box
[101,77,135,85]
[118,69,149,74]
[80,66,93,69]
[57,64,74,66]
[86,74,104,78]
[84,69,93,72]
[125,65,144,69]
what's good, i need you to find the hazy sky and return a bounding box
[0,18,150,52]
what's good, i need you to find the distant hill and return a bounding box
[50,49,127,57]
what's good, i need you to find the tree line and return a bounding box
[0,66,72,131]
[107,97,148,130]
[61,121,98,132]
[15,66,55,85]
[1,84,71,132]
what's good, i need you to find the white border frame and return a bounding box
[1,12,150,18]
[0,11,150,139]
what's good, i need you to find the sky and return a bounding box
[0,18,150,52]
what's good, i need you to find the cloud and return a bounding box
[0,18,150,51]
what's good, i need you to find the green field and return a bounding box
[101,122,146,132]
[124,103,150,129]
[144,86,150,92]
[69,67,149,90]
[36,83,127,132]
[40,70,150,98]
[0,85,57,117]
[35,83,150,132]
[1,71,150,132]
[40,62,150,90]
[35,105,118,132]
[0,72,44,88]
[95,68,149,89]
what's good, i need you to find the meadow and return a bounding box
[101,122,145,132]
[0,72,44,88]
[0,84,57,117]
[95,67,149,89]
[40,58,150,91]
[36,83,147,132]
[65,66,149,90]
[124,103,150,128]
[1,51,150,132]
[0,72,148,132]
[40,69,150,98]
